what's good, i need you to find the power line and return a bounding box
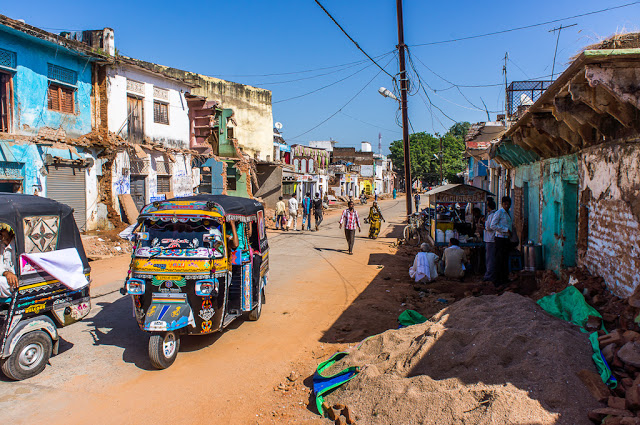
[410,1,640,47]
[288,56,395,141]
[273,62,374,104]
[339,111,401,133]
[313,0,396,80]
[216,50,395,78]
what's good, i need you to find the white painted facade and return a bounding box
[106,64,195,212]
[106,65,191,149]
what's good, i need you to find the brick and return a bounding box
[343,406,357,424]
[624,331,640,343]
[600,330,625,349]
[590,407,634,417]
[620,418,640,425]
[626,384,640,410]
[578,369,613,402]
[335,417,347,425]
[611,396,628,410]
[619,342,640,368]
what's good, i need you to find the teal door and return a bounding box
[562,182,578,267]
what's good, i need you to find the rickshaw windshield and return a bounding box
[138,219,224,258]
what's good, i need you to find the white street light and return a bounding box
[378,87,398,101]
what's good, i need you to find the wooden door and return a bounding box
[127,96,144,143]
[0,73,10,133]
[130,176,146,211]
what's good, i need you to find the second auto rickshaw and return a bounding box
[124,195,269,369]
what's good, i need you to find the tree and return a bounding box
[389,122,470,186]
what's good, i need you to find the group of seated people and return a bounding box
[409,238,468,283]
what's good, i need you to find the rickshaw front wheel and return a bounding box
[1,330,52,381]
[149,331,180,370]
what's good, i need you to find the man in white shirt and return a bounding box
[0,227,18,298]
[489,196,513,287]
[287,194,299,231]
[410,243,440,283]
[483,198,497,282]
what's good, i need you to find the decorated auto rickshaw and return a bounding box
[124,195,269,369]
[0,194,91,380]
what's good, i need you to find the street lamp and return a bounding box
[379,86,412,215]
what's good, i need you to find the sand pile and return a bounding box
[324,292,601,425]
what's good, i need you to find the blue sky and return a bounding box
[3,1,638,153]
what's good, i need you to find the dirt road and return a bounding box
[0,198,408,424]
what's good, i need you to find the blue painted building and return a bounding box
[0,15,108,230]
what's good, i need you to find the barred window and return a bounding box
[48,84,75,114]
[157,175,171,193]
[153,101,169,124]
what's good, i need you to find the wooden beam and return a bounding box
[512,127,544,157]
[522,126,558,158]
[552,95,594,146]
[570,80,638,128]
[586,64,640,110]
[531,112,581,151]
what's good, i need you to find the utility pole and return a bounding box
[503,52,509,120]
[549,23,577,80]
[396,0,412,216]
[439,136,443,186]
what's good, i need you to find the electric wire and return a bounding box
[273,62,374,104]
[410,1,640,47]
[287,56,396,141]
[313,0,396,80]
[338,111,401,134]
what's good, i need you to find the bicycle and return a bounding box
[403,213,423,246]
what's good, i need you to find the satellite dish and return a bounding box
[275,122,283,130]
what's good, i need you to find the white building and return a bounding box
[106,59,197,211]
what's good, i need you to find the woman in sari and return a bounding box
[367,201,385,239]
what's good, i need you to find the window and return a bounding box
[293,159,299,172]
[157,175,171,193]
[153,101,169,124]
[301,159,307,173]
[308,159,314,173]
[227,166,237,191]
[48,84,75,114]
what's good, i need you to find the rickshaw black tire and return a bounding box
[148,332,180,370]
[248,288,265,321]
[1,330,52,381]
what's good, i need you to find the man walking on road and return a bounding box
[301,192,312,231]
[275,196,286,230]
[313,193,323,231]
[414,192,421,211]
[339,200,361,255]
[287,194,299,231]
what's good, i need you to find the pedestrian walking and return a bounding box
[313,193,323,230]
[414,192,421,211]
[287,194,299,231]
[366,201,385,239]
[482,198,497,282]
[275,196,286,230]
[301,192,312,231]
[489,196,512,287]
[392,188,397,199]
[339,200,361,255]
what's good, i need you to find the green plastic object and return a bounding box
[537,286,616,388]
[313,352,361,415]
[398,309,428,327]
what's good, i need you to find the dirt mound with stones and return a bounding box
[324,292,601,425]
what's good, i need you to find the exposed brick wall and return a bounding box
[578,142,640,297]
[512,186,524,247]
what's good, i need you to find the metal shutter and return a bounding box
[46,165,86,231]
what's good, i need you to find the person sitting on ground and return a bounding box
[0,226,18,298]
[409,243,440,283]
[442,238,467,280]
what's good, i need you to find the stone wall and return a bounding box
[578,142,640,297]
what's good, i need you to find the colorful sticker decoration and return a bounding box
[201,320,213,332]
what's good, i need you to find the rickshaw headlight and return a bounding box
[195,279,218,297]
[126,278,145,295]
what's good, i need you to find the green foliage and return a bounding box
[389,122,470,185]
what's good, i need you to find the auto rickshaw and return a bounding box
[0,194,91,380]
[124,195,269,369]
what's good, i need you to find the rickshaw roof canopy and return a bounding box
[0,193,89,269]
[142,195,265,223]
[425,184,494,205]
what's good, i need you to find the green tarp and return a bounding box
[537,286,617,388]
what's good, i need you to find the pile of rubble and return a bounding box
[81,234,132,260]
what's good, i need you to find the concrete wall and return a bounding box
[254,164,282,208]
[0,27,93,138]
[106,65,191,148]
[578,143,640,297]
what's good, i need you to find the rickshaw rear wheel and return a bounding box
[1,330,52,381]
[248,288,265,321]
[149,331,180,370]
